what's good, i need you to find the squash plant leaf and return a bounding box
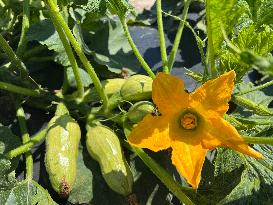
[205,0,242,56]
[232,82,273,116]
[215,144,273,204]
[219,0,273,78]
[80,18,141,74]
[106,0,135,19]
[0,180,56,205]
[66,66,92,88]
[0,126,21,188]
[27,19,70,67]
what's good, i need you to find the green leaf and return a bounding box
[216,145,273,204]
[0,180,56,205]
[206,0,242,56]
[219,0,273,78]
[256,0,273,27]
[106,0,135,19]
[232,82,273,120]
[31,181,57,205]
[239,0,273,27]
[66,66,92,88]
[68,146,125,205]
[0,180,35,205]
[0,156,17,190]
[82,19,141,74]
[27,19,70,67]
[72,0,107,20]
[68,146,93,204]
[0,126,21,188]
[0,126,19,192]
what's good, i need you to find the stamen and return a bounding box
[180,113,197,130]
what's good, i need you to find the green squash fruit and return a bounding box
[86,125,133,196]
[127,101,154,124]
[84,78,126,102]
[120,75,152,101]
[45,114,81,197]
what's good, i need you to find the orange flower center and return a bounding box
[180,113,197,130]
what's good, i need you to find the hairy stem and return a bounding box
[16,106,33,179]
[133,148,195,204]
[5,128,47,159]
[0,81,41,97]
[48,12,84,98]
[123,120,195,205]
[156,0,168,73]
[235,80,273,96]
[243,136,273,146]
[205,0,217,77]
[167,0,191,71]
[120,18,155,79]
[0,33,28,77]
[16,0,30,58]
[45,0,108,110]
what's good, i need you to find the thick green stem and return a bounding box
[5,128,47,159]
[120,18,156,79]
[16,0,30,58]
[235,80,273,95]
[0,81,41,97]
[167,0,191,71]
[123,120,194,204]
[0,33,28,77]
[156,0,168,73]
[45,0,108,110]
[243,136,273,146]
[205,0,217,78]
[133,148,195,204]
[48,12,84,98]
[16,106,33,179]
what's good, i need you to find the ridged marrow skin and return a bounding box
[86,125,133,196]
[45,115,81,197]
[120,75,152,101]
[127,101,155,124]
[84,78,126,102]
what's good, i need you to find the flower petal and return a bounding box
[128,115,171,152]
[152,73,189,115]
[171,140,208,188]
[190,71,236,116]
[207,117,263,159]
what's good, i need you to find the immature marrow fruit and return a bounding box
[127,101,155,124]
[86,125,133,196]
[121,75,152,101]
[45,114,81,197]
[84,78,126,102]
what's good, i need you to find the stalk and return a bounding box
[167,0,191,71]
[48,12,84,98]
[243,136,273,146]
[0,33,28,77]
[16,0,30,58]
[120,18,155,79]
[16,106,33,179]
[45,0,109,110]
[0,81,41,97]
[5,128,47,159]
[205,0,217,77]
[156,0,168,73]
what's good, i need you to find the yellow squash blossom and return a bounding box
[128,71,263,188]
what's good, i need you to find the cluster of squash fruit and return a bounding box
[44,75,155,198]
